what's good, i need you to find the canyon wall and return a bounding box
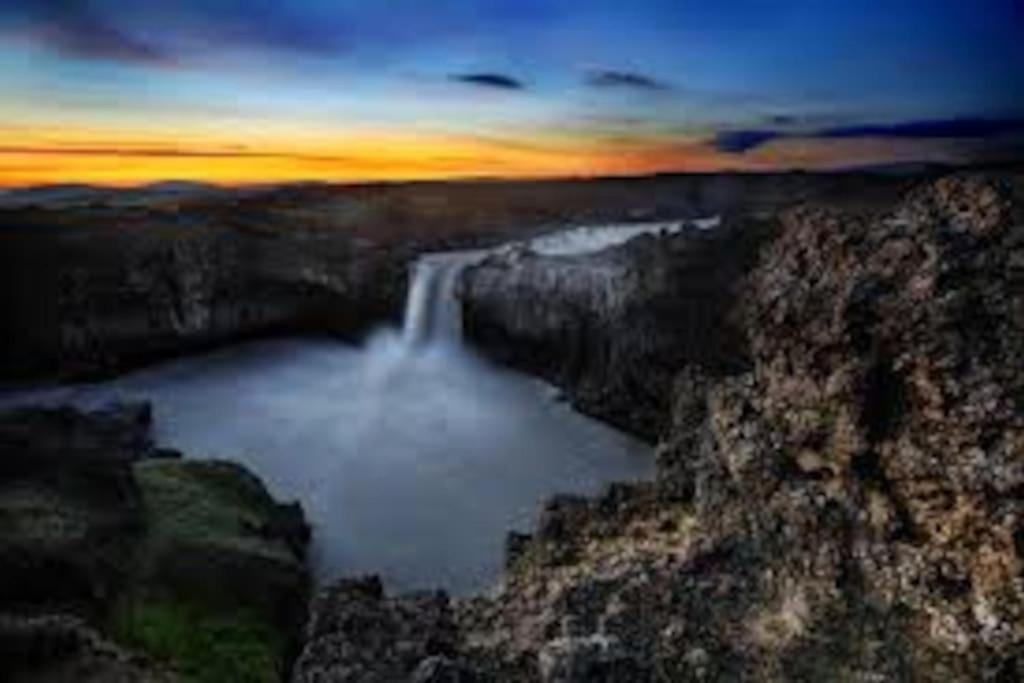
[460,217,773,441]
[298,172,1023,681]
[0,220,407,381]
[0,171,920,383]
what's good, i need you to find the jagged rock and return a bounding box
[293,577,460,683]
[306,173,1022,682]
[0,613,178,682]
[410,655,477,683]
[0,403,311,681]
[0,403,151,614]
[0,220,408,381]
[474,172,1023,680]
[538,634,646,682]
[459,217,774,441]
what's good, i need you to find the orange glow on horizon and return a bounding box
[0,124,970,188]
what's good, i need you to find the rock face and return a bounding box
[292,577,467,683]
[297,172,1023,681]
[0,402,311,682]
[462,173,1024,681]
[460,218,773,441]
[1,170,921,383]
[1,614,178,682]
[0,220,407,381]
[0,403,153,614]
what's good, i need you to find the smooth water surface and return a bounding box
[0,221,720,594]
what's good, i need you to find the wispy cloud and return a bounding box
[585,70,670,92]
[817,118,1024,140]
[711,130,785,153]
[712,117,1024,153]
[449,73,525,91]
[0,0,352,66]
[0,145,356,163]
[10,0,171,65]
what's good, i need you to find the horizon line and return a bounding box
[2,159,1013,193]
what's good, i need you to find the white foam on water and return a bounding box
[515,220,686,256]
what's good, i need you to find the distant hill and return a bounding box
[0,184,114,209]
[0,181,229,209]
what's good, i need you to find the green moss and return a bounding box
[133,460,293,563]
[113,459,307,681]
[111,598,284,683]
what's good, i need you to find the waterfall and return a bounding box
[398,217,716,347]
[402,253,480,346]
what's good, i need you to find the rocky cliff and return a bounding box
[296,172,1023,681]
[0,216,407,381]
[459,217,773,441]
[1,170,923,383]
[0,402,311,682]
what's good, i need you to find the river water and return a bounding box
[0,222,699,594]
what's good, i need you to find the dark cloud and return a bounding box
[818,117,1024,140]
[0,0,351,65]
[586,70,670,92]
[713,117,1024,153]
[711,130,785,153]
[450,73,525,90]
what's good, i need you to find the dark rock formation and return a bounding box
[129,459,311,644]
[1,613,177,682]
[298,172,1023,681]
[460,217,773,441]
[0,403,151,615]
[0,217,408,381]
[0,402,311,681]
[0,169,923,383]
[453,173,1023,681]
[292,577,466,682]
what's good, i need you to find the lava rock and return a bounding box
[459,216,774,441]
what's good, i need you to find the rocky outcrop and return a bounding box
[0,403,153,614]
[454,173,1023,681]
[0,402,311,681]
[1,614,178,682]
[297,172,1023,681]
[0,218,408,381]
[1,169,924,383]
[291,577,468,682]
[459,217,773,441]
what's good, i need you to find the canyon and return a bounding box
[1,168,1021,681]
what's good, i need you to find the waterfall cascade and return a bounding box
[398,218,715,347]
[401,252,483,346]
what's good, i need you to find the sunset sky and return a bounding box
[1,1,1022,186]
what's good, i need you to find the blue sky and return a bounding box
[0,0,1021,184]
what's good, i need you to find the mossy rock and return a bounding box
[110,598,285,683]
[113,459,310,682]
[0,407,311,681]
[133,459,301,565]
[0,422,143,614]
